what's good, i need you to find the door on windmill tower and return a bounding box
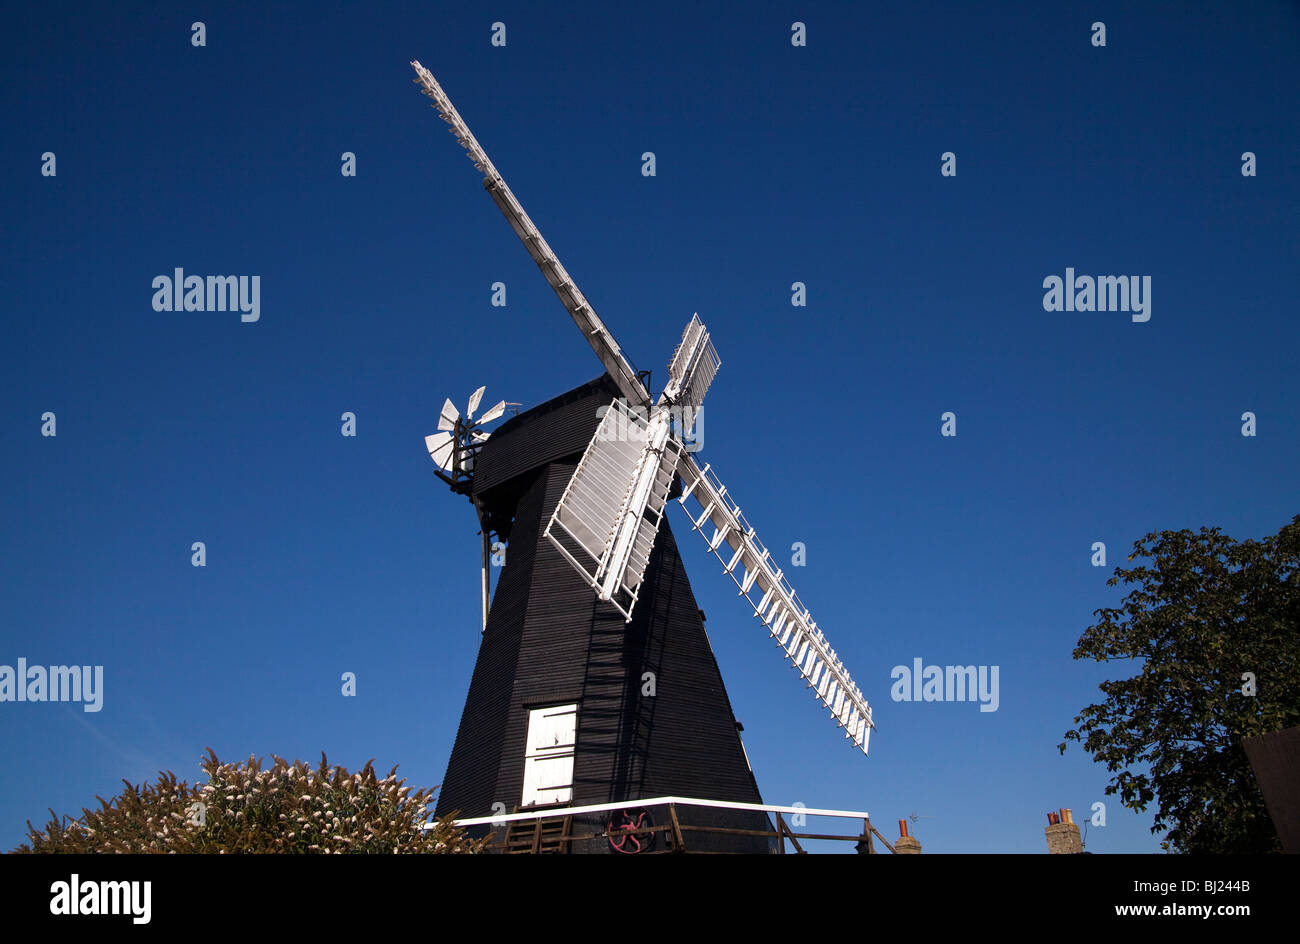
[520,704,578,807]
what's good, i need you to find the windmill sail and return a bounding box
[545,398,683,621]
[412,61,650,411]
[675,455,874,754]
[666,314,720,419]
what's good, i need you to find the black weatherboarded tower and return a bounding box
[411,60,873,853]
[434,376,772,852]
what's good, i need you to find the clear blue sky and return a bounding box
[3,1,1297,854]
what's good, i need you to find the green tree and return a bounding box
[1060,515,1300,853]
[13,749,487,854]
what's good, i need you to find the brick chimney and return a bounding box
[1044,808,1083,854]
[894,819,922,854]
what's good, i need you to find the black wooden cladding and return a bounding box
[435,376,773,852]
[471,375,616,501]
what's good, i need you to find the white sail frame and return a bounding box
[545,399,683,621]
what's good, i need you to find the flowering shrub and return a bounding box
[13,748,487,854]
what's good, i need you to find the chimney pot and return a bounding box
[1045,806,1083,854]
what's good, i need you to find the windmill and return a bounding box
[412,60,874,852]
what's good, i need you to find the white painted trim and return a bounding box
[429,795,871,829]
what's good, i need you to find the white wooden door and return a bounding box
[520,704,577,806]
